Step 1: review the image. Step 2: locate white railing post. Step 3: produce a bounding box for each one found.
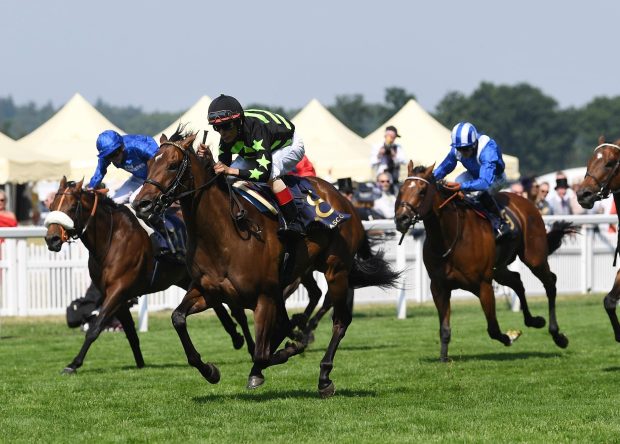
[16,239,28,316]
[396,238,407,319]
[5,239,18,316]
[138,294,148,332]
[580,225,590,294]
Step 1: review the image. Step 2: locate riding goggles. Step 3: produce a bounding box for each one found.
[208,109,242,125]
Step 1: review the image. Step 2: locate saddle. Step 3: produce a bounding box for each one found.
[461,194,520,240]
[231,176,350,232]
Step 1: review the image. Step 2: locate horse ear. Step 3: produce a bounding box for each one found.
[76,178,84,191]
[160,133,168,144]
[60,176,67,188]
[407,160,414,176]
[424,163,435,177]
[598,135,606,144]
[182,132,197,149]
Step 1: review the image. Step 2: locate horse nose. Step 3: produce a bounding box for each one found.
[45,234,62,252]
[576,189,594,209]
[132,199,153,219]
[395,213,411,233]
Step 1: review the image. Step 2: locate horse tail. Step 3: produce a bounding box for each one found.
[547,221,578,255]
[349,234,402,289]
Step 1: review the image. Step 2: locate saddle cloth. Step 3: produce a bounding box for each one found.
[231,176,350,230]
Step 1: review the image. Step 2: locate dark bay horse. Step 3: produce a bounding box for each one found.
[44,177,254,374]
[132,130,399,397]
[395,162,574,361]
[577,135,620,342]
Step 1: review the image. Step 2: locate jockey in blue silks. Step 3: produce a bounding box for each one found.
[89,130,159,203]
[433,122,511,240]
[89,130,185,259]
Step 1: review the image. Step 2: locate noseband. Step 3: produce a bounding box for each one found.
[46,188,104,243]
[585,143,620,199]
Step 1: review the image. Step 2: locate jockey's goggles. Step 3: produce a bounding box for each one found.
[208,110,242,125]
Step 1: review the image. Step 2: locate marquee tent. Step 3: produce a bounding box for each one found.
[364,99,520,181]
[292,99,372,181]
[0,131,68,184]
[154,95,221,149]
[16,93,131,188]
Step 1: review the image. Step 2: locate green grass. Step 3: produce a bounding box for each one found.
[1,295,619,443]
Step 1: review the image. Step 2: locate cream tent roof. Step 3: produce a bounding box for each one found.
[292,99,372,181]
[154,95,221,149]
[0,131,69,184]
[364,100,520,181]
[16,93,131,187]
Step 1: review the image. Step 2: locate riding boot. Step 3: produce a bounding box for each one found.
[278,199,306,241]
[479,191,511,240]
[147,216,174,257]
[164,217,186,263]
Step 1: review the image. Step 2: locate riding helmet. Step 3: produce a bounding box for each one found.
[450,122,478,148]
[96,130,123,158]
[208,94,244,125]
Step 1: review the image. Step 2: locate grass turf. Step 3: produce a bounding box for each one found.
[1,295,619,443]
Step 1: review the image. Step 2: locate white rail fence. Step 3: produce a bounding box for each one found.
[1,215,619,328]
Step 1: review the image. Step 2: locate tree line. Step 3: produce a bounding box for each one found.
[2,83,620,176]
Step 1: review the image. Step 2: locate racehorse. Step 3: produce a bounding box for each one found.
[395,162,574,361]
[132,129,399,397]
[576,135,620,343]
[44,177,254,374]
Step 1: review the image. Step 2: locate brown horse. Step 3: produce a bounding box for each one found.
[395,162,573,361]
[132,129,399,397]
[576,135,620,342]
[44,177,254,374]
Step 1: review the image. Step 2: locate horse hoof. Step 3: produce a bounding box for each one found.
[206,363,221,384]
[553,333,569,349]
[232,334,245,350]
[318,382,335,398]
[247,375,265,390]
[506,329,522,345]
[61,367,76,375]
[526,316,546,329]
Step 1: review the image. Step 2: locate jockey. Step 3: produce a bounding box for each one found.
[197,94,306,239]
[433,122,511,240]
[89,130,184,259]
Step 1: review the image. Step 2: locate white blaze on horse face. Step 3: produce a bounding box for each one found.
[597,153,603,159]
[155,153,163,162]
[408,182,417,188]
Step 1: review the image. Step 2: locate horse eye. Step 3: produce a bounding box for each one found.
[168,163,180,171]
[605,160,617,168]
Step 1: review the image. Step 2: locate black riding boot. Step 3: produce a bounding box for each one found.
[479,191,511,240]
[278,200,306,241]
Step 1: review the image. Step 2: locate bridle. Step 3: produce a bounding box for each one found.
[584,143,620,199]
[398,175,461,258]
[46,187,107,243]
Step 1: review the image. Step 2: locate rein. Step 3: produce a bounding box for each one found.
[399,175,462,257]
[585,143,620,199]
[51,188,106,242]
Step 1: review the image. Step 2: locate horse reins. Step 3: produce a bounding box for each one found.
[585,143,620,198]
[399,175,461,258]
[52,188,106,242]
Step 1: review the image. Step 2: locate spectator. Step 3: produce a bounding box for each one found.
[370,125,406,189]
[353,183,384,221]
[0,190,18,243]
[337,177,354,202]
[373,172,396,219]
[536,181,552,215]
[520,176,539,202]
[548,174,572,215]
[509,181,525,197]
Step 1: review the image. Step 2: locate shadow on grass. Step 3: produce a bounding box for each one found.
[300,343,399,355]
[192,388,376,403]
[421,351,564,363]
[602,366,620,372]
[72,362,190,375]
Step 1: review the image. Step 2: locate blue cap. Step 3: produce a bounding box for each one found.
[96,130,123,158]
[450,122,478,148]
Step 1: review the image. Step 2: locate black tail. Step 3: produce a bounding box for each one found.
[349,235,402,289]
[547,221,578,255]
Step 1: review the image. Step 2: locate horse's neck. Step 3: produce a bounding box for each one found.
[423,196,463,252]
[79,200,115,261]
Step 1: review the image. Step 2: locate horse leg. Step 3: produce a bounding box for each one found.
[291,273,323,330]
[247,295,280,389]
[603,274,620,342]
[430,281,452,362]
[171,287,220,383]
[493,267,545,328]
[528,263,569,348]
[212,303,245,351]
[61,288,124,374]
[317,265,351,398]
[302,293,333,345]
[478,281,519,346]
[229,304,255,357]
[114,303,145,368]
